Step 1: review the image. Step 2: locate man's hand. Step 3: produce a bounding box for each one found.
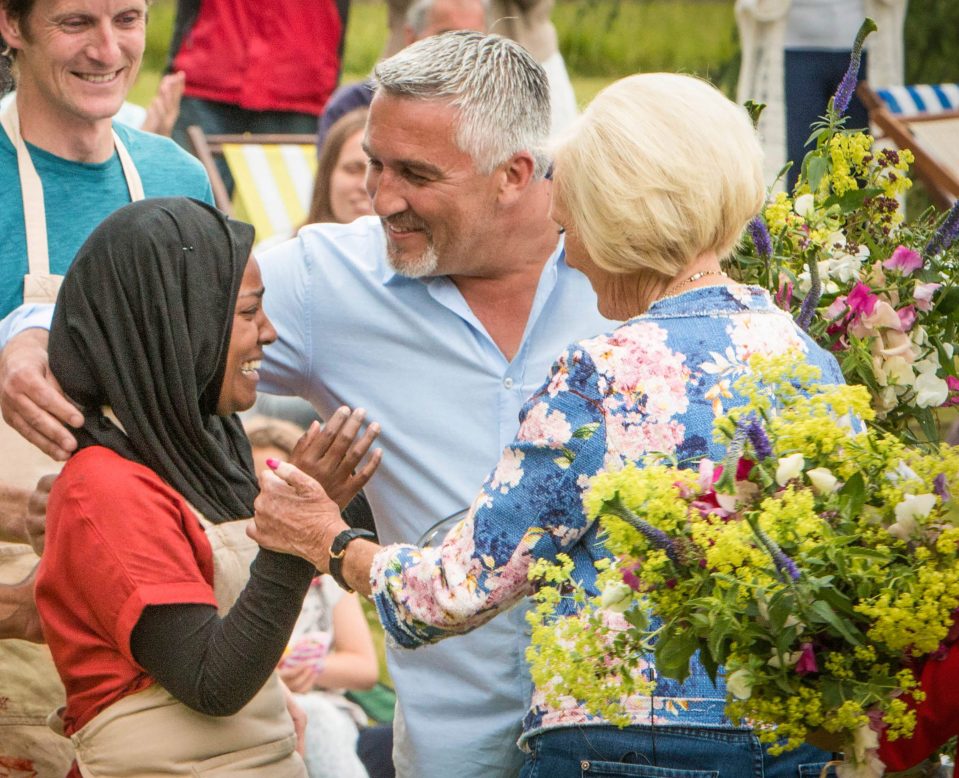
[289,407,382,509]
[278,662,319,694]
[25,474,56,556]
[0,329,82,460]
[0,566,44,643]
[249,461,347,571]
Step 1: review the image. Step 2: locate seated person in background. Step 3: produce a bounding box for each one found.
[245,415,394,778]
[36,197,378,775]
[316,0,487,150]
[305,109,372,226]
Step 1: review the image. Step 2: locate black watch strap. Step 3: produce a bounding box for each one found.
[329,527,376,593]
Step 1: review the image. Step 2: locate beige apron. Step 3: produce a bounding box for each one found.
[0,101,142,778]
[68,515,306,777]
[0,98,145,488]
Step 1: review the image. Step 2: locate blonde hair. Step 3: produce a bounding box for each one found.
[552,73,765,277]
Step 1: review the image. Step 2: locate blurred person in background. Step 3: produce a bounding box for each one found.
[736,0,907,188]
[168,0,349,193]
[316,0,487,150]
[306,109,372,226]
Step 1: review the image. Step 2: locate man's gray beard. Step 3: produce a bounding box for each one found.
[386,241,440,278]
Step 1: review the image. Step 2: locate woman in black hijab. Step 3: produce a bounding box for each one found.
[34,198,367,776]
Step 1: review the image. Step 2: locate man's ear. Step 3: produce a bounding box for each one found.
[0,8,26,51]
[497,151,537,206]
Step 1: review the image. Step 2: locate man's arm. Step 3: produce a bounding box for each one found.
[0,328,83,460]
[0,482,29,543]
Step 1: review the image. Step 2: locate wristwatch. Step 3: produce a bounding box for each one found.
[329,527,376,593]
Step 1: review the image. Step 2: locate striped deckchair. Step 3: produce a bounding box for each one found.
[858,82,959,208]
[186,126,318,246]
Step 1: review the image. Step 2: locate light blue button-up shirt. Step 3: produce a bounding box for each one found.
[258,216,613,778]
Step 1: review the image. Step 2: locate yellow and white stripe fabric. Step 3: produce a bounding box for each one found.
[222,143,317,248]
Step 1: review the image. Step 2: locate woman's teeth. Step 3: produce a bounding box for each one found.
[240,360,261,375]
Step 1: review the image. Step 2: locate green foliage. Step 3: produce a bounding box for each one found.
[904,0,959,84]
[552,0,738,90]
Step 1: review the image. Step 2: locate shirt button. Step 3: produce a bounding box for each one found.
[503,377,514,389]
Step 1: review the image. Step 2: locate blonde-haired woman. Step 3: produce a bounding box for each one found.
[252,73,845,778]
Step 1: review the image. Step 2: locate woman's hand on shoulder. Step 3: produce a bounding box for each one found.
[289,407,382,509]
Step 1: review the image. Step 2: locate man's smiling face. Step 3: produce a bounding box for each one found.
[3,0,146,131]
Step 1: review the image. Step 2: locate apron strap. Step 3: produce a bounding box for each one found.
[0,100,146,293]
[1,100,50,279]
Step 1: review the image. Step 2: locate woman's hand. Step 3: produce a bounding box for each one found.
[278,662,319,694]
[289,407,382,509]
[250,461,348,570]
[278,679,308,756]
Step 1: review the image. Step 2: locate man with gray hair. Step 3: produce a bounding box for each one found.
[315,0,488,150]
[0,31,611,777]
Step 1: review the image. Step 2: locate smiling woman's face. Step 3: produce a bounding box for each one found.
[216,257,277,416]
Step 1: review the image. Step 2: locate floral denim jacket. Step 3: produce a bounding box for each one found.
[371,284,845,742]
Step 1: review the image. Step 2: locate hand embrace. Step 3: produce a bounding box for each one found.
[0,329,82,460]
[249,461,348,570]
[290,407,382,509]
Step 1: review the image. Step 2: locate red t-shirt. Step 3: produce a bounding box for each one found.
[35,446,218,738]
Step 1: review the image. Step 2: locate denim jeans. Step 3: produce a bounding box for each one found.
[520,726,835,778]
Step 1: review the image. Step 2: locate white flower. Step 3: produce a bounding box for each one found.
[807,467,839,495]
[914,372,948,408]
[767,649,802,669]
[726,668,753,700]
[775,453,805,486]
[600,581,633,613]
[794,193,815,217]
[881,356,914,387]
[895,493,937,522]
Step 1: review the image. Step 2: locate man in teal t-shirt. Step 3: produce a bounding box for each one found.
[0,121,213,318]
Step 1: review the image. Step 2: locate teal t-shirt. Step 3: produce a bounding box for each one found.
[0,122,214,318]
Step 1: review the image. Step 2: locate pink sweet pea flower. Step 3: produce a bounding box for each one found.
[914,281,942,313]
[944,376,959,408]
[824,296,847,321]
[897,305,917,332]
[883,245,923,275]
[846,282,878,317]
[795,643,819,675]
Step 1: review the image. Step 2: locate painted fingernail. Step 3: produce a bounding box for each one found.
[266,458,280,470]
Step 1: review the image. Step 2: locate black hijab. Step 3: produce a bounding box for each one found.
[49,197,259,522]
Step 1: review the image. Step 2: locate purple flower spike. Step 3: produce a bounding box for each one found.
[741,415,773,461]
[925,200,959,258]
[605,495,682,567]
[749,216,773,260]
[934,474,952,502]
[795,272,821,332]
[832,19,877,116]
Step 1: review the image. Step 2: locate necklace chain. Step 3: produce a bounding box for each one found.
[664,269,729,297]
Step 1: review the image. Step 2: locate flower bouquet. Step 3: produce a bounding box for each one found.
[527,355,959,777]
[732,19,959,446]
